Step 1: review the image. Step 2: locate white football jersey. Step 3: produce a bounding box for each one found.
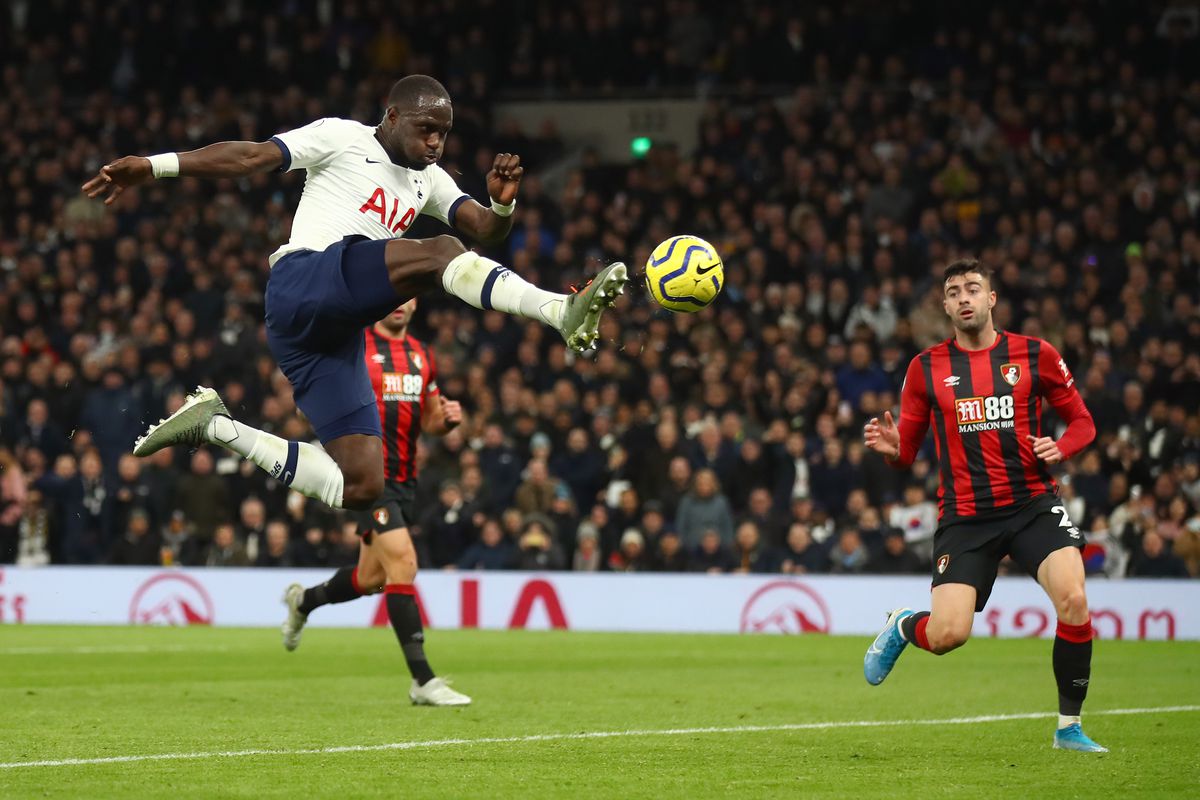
[267,118,469,266]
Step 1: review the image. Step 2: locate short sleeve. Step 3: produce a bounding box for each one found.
[270,118,346,172]
[419,164,472,227]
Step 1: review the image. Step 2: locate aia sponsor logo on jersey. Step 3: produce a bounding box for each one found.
[359,187,416,234]
[937,554,951,574]
[1001,362,1021,386]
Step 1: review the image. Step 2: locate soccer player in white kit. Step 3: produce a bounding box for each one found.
[83,75,627,524]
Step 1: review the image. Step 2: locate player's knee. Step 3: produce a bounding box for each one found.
[927,620,971,654]
[357,563,386,594]
[1056,586,1089,624]
[341,473,384,510]
[432,234,467,264]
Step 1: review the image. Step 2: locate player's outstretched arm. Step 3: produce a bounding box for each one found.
[82,141,283,205]
[452,153,523,245]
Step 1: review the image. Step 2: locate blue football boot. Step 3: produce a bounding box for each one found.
[864,608,914,686]
[1053,723,1109,752]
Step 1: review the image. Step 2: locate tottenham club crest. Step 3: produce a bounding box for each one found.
[1001,363,1021,386]
[936,554,951,575]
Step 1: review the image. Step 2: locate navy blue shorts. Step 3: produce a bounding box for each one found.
[265,236,400,442]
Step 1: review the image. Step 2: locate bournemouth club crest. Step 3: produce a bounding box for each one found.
[373,508,389,527]
[936,554,951,575]
[1001,363,1021,387]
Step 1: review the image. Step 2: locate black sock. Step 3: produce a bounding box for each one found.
[899,611,930,645]
[386,589,435,685]
[298,567,360,616]
[1053,619,1093,717]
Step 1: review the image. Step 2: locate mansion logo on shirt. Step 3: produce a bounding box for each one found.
[955,395,1016,433]
[382,372,423,402]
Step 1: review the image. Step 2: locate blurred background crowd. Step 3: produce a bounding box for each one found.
[0,1,1198,579]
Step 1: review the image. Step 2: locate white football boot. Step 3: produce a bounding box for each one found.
[409,677,472,706]
[281,583,307,652]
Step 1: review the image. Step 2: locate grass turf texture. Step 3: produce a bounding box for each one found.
[1,626,1197,798]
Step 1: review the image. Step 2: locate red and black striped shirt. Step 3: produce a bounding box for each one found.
[894,331,1095,522]
[363,329,438,483]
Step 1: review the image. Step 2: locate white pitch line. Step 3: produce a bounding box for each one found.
[1,705,1197,771]
[0,644,230,656]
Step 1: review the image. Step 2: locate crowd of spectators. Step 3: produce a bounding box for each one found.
[1,2,1198,579]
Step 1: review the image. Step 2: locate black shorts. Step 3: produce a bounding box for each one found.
[931,494,1083,612]
[355,479,417,541]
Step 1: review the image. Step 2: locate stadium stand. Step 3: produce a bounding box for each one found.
[0,1,1197,579]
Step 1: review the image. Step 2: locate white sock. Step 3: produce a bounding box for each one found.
[207,415,344,508]
[442,251,565,328]
[1057,714,1080,730]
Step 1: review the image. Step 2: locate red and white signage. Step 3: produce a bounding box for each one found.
[0,567,1196,640]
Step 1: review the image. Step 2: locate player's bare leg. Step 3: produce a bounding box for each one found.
[283,535,385,652]
[136,391,384,511]
[381,235,626,352]
[1038,546,1107,752]
[372,525,470,706]
[865,583,975,684]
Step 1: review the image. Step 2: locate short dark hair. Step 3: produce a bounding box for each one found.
[943,258,993,287]
[387,75,449,110]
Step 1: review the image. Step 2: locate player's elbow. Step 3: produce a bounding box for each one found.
[243,142,283,175]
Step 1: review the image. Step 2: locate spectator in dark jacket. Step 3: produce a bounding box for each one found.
[1129,531,1190,578]
[205,523,249,567]
[651,530,689,572]
[515,518,566,570]
[255,520,293,567]
[550,427,606,509]
[17,399,67,462]
[458,519,515,570]
[419,481,477,568]
[781,523,830,574]
[79,369,144,471]
[173,449,231,544]
[867,531,926,574]
[108,508,162,566]
[690,529,735,574]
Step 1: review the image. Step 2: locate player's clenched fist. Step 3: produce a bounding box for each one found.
[864,410,901,460]
[440,396,463,429]
[1027,434,1064,465]
[486,153,523,205]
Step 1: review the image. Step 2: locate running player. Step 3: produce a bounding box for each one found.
[281,299,468,706]
[82,75,626,518]
[861,258,1106,752]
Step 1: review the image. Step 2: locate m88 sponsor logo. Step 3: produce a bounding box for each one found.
[955,394,1015,433]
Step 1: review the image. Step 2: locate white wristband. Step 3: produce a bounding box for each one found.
[147,153,180,179]
[490,198,516,217]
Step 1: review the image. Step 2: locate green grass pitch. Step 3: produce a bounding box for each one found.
[1,626,1198,798]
